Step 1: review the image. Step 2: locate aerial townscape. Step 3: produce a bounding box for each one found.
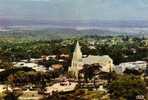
[0,0,148,100]
[0,34,148,100]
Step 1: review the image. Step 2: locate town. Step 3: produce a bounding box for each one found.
[0,36,147,100]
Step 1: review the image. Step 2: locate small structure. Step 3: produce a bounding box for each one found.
[51,64,63,70]
[58,59,64,62]
[47,55,56,59]
[115,61,147,74]
[97,85,107,93]
[14,62,47,72]
[0,69,5,72]
[0,84,12,93]
[18,89,43,100]
[60,54,69,58]
[88,46,96,49]
[20,58,42,63]
[45,82,78,95]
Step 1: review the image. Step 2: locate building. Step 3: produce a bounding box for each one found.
[51,64,63,70]
[115,61,147,74]
[0,85,12,93]
[14,62,47,72]
[69,41,114,79]
[83,55,113,72]
[60,54,70,58]
[68,42,83,79]
[0,69,5,72]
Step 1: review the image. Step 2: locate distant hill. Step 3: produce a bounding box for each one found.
[0,28,110,41]
[0,19,148,40]
[0,28,147,41]
[1,18,148,28]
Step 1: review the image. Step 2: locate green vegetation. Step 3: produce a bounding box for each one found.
[0,32,147,99]
[0,35,147,64]
[46,89,110,100]
[108,75,146,100]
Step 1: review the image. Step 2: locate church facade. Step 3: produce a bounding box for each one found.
[68,41,114,79]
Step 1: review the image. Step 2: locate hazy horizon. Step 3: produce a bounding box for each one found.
[0,0,148,21]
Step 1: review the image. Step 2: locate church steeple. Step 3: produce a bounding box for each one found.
[73,41,82,61]
[68,41,83,79]
[75,41,80,52]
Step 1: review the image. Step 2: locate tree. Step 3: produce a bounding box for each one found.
[4,91,19,100]
[124,68,144,76]
[0,55,13,69]
[82,63,102,83]
[108,75,146,100]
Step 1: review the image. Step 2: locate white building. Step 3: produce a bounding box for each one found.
[0,69,5,72]
[68,42,83,79]
[83,55,113,72]
[69,41,114,79]
[0,85,12,93]
[14,62,47,72]
[115,61,147,74]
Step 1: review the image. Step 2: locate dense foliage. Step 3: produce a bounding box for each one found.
[0,34,147,99]
[0,36,147,65]
[108,75,146,100]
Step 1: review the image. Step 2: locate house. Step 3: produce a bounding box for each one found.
[14,62,47,72]
[60,54,70,58]
[88,46,96,49]
[58,59,64,62]
[115,61,147,74]
[47,55,57,59]
[0,84,12,93]
[0,69,5,72]
[21,58,42,63]
[51,64,63,70]
[97,85,107,93]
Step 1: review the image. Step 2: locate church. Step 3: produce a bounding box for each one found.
[68,41,114,79]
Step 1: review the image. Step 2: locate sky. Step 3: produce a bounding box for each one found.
[0,0,148,21]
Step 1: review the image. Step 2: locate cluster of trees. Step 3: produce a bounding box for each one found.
[0,35,147,100]
[46,88,108,100]
[0,39,74,61]
[7,71,50,87]
[0,36,147,65]
[0,53,13,69]
[0,67,51,87]
[108,75,146,100]
[79,64,102,82]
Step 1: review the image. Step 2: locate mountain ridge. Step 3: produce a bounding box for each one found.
[1,18,148,28]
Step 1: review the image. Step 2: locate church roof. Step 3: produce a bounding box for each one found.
[82,55,112,65]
